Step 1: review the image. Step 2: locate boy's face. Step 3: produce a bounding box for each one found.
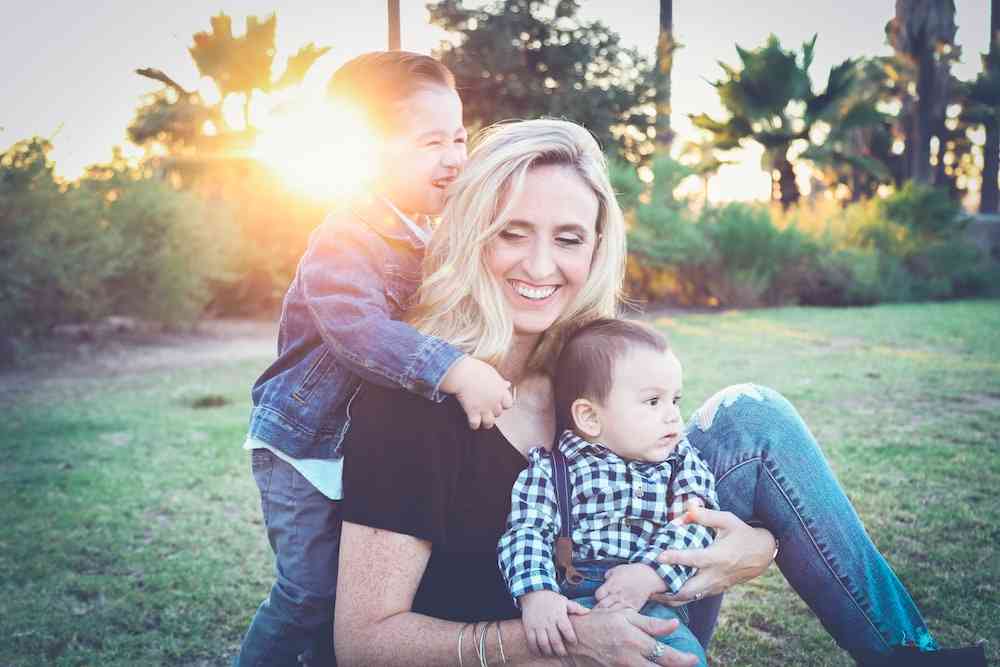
[377,86,467,216]
[584,347,685,464]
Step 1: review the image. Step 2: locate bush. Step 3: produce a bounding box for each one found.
[0,137,234,341]
[880,182,970,242]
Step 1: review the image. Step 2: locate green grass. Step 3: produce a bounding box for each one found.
[2,301,998,665]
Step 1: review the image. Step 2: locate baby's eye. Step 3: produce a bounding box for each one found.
[673,395,682,406]
[645,397,660,407]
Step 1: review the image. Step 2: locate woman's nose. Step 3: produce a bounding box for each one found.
[523,239,557,279]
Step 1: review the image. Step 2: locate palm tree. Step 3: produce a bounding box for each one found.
[132,12,330,156]
[388,0,401,50]
[886,0,959,185]
[691,35,873,208]
[653,0,677,154]
[963,0,999,213]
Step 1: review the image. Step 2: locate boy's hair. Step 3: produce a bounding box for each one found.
[554,318,669,431]
[407,119,627,374]
[325,51,456,134]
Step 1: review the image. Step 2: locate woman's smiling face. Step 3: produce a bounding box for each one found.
[485,164,599,338]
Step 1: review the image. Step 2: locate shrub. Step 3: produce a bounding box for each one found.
[880,182,970,242]
[697,203,818,307]
[0,137,234,341]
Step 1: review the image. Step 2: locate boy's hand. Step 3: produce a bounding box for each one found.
[439,356,514,429]
[594,563,666,611]
[519,590,590,657]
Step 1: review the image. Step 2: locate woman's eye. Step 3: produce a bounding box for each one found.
[499,230,526,241]
[556,236,584,247]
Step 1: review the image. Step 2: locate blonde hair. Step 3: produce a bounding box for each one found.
[408,119,626,373]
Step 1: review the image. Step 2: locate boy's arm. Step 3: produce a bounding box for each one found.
[299,217,464,401]
[498,452,562,601]
[632,444,720,594]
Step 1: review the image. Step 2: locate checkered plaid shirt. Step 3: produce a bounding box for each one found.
[498,430,718,601]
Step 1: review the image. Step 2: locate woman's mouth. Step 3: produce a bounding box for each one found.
[509,280,559,301]
[432,177,455,189]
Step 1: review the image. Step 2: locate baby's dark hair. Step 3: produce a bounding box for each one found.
[325,51,456,135]
[554,318,670,431]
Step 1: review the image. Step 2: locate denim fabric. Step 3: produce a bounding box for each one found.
[560,559,707,666]
[247,203,464,460]
[234,450,342,667]
[679,384,937,661]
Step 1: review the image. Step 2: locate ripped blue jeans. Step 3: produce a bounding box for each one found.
[680,385,937,661]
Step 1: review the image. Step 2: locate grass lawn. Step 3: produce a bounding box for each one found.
[1,301,997,666]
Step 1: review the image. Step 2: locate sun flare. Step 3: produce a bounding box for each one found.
[250,100,378,201]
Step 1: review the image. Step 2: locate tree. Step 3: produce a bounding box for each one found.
[802,58,898,201]
[126,13,333,315]
[692,35,875,208]
[963,0,1000,213]
[428,0,654,163]
[886,0,959,185]
[653,0,677,154]
[130,13,330,159]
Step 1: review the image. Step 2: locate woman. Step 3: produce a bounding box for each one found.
[333,119,960,666]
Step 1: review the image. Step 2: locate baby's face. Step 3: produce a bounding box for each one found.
[592,347,684,463]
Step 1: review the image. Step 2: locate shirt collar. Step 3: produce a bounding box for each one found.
[348,195,431,248]
[556,429,690,469]
[380,197,431,245]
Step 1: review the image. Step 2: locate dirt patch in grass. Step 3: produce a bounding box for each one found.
[0,319,277,406]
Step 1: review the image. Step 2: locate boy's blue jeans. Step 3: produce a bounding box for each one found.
[560,559,707,667]
[234,449,341,667]
[680,384,937,661]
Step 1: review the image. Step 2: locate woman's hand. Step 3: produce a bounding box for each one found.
[569,608,699,667]
[654,505,776,606]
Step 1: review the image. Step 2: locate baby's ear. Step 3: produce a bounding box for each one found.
[570,398,601,439]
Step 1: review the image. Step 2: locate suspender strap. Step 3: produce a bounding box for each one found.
[550,447,584,585]
[551,448,573,538]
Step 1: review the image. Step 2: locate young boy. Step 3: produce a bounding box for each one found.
[498,318,716,665]
[236,52,513,666]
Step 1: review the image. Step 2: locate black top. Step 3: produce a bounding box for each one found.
[341,382,529,621]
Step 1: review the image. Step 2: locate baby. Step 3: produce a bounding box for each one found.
[498,318,717,665]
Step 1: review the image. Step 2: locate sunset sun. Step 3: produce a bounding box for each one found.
[250,100,378,201]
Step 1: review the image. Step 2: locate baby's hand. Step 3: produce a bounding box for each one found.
[519,590,590,657]
[594,563,666,611]
[440,356,513,429]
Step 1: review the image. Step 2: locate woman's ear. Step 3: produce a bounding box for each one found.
[570,398,601,439]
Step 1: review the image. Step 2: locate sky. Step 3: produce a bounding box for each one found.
[1,1,990,201]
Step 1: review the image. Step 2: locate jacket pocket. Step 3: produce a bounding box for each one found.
[383,261,421,314]
[291,349,334,404]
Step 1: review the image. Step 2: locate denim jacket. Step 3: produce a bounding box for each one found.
[247,199,465,460]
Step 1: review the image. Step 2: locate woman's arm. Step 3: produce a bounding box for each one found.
[335,522,698,667]
[654,506,777,606]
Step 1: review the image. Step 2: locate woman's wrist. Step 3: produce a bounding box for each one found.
[752,527,778,573]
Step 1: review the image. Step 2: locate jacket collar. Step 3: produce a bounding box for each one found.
[349,195,430,249]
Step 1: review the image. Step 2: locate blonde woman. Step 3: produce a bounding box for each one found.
[333,120,964,666]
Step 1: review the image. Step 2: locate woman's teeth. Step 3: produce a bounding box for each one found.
[513,282,557,300]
